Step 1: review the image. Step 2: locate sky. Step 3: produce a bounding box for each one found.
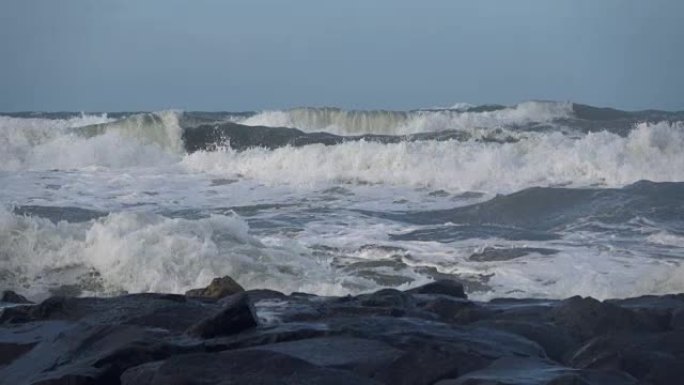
[1,0,683,112]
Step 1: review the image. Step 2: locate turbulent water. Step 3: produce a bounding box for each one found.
[2,101,684,301]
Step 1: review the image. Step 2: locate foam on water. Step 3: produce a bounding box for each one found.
[239,101,573,135]
[2,105,684,302]
[183,121,684,193]
[0,207,350,299]
[0,114,113,170]
[0,112,183,171]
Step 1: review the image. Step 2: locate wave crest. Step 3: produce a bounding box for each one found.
[239,101,574,135]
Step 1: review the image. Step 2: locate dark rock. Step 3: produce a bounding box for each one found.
[358,288,414,308]
[0,342,36,366]
[407,279,468,299]
[548,296,653,342]
[471,320,574,362]
[121,349,382,385]
[568,331,684,385]
[185,275,244,300]
[671,308,684,330]
[2,286,683,385]
[1,290,32,304]
[418,296,479,323]
[251,336,404,377]
[186,292,257,338]
[434,357,637,385]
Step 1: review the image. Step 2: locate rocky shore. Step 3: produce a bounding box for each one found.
[1,278,683,385]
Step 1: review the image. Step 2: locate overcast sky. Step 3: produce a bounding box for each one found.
[1,0,682,111]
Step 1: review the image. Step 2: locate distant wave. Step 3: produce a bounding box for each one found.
[183,121,684,192]
[238,101,575,135]
[2,102,684,193]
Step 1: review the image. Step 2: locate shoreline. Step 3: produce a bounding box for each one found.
[1,278,683,384]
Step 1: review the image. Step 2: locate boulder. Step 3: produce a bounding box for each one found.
[186,293,257,338]
[185,276,244,300]
[1,290,32,304]
[407,280,468,299]
[548,296,652,342]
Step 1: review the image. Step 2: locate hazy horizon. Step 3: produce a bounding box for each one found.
[2,0,683,112]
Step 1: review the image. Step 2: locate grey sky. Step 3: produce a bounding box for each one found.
[1,0,682,111]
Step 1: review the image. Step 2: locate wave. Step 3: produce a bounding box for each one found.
[183,121,684,192]
[0,112,182,171]
[380,180,684,233]
[73,110,184,152]
[238,101,574,135]
[0,207,350,299]
[0,113,113,170]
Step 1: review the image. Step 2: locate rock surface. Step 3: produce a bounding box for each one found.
[184,275,245,299]
[1,290,32,304]
[1,279,683,384]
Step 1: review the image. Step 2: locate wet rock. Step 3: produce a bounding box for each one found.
[121,349,382,385]
[1,279,684,384]
[185,275,244,300]
[186,293,257,338]
[407,279,468,299]
[471,320,574,362]
[1,290,32,304]
[0,342,36,366]
[358,288,414,308]
[548,296,652,342]
[418,296,480,323]
[567,331,684,385]
[435,357,637,385]
[251,336,404,377]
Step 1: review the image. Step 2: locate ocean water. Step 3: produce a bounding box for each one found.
[1,102,684,301]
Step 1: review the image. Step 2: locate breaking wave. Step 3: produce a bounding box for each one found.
[183,121,684,192]
[239,101,574,135]
[0,207,347,299]
[0,111,183,171]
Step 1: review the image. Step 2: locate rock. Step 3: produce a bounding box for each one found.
[1,290,32,304]
[186,292,257,338]
[2,286,684,384]
[419,296,480,323]
[471,320,574,362]
[434,356,637,385]
[671,308,684,330]
[548,296,653,342]
[121,349,382,385]
[407,280,468,299]
[358,288,414,308]
[250,337,404,377]
[185,275,244,300]
[568,331,684,385]
[0,342,36,366]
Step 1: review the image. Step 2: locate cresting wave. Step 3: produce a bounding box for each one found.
[0,207,348,300]
[183,121,684,192]
[0,111,183,171]
[238,101,575,135]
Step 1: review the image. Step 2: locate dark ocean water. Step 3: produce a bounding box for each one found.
[1,101,683,301]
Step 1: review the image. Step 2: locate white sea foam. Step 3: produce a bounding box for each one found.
[0,112,182,171]
[239,101,573,135]
[0,207,349,299]
[183,121,684,193]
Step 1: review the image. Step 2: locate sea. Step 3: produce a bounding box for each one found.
[1,101,684,302]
